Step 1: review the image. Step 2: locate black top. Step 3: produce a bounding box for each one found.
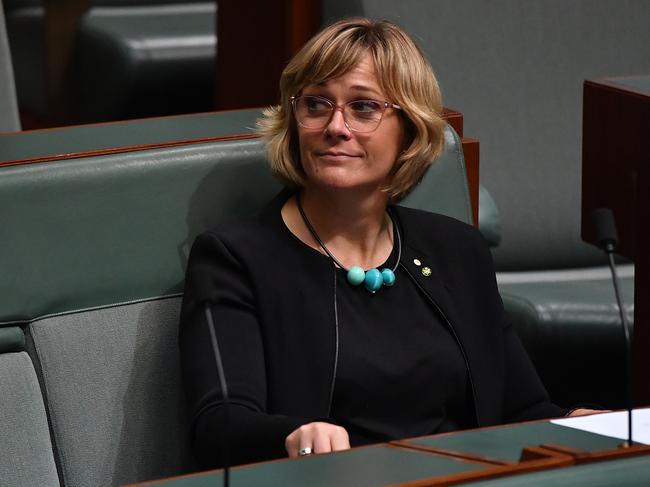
[180,192,566,468]
[333,259,473,445]
[290,203,473,442]
[303,216,472,445]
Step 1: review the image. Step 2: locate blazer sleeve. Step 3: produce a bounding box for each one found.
[500,311,568,421]
[460,224,566,423]
[179,231,308,468]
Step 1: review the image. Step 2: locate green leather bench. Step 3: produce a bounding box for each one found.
[4,0,216,124]
[497,267,633,410]
[0,109,473,486]
[477,190,633,409]
[75,1,216,122]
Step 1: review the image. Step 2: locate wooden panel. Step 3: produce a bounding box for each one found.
[441,109,478,225]
[581,76,650,405]
[462,138,480,226]
[443,108,464,137]
[215,0,321,109]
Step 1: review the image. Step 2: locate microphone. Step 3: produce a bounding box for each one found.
[591,208,633,447]
[592,208,619,252]
[197,292,230,487]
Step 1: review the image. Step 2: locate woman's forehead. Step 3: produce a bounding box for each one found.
[302,54,385,97]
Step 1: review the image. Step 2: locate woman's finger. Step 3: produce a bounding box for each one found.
[330,427,350,452]
[285,430,301,458]
[312,431,331,454]
[285,422,351,457]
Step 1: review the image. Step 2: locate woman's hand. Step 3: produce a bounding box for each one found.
[568,408,610,416]
[285,422,350,457]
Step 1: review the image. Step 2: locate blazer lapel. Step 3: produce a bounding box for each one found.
[400,237,482,425]
[400,243,460,330]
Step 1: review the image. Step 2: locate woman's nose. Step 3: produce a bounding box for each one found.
[325,107,352,138]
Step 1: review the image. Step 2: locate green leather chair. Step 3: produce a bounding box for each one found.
[4,0,216,124]
[477,185,633,409]
[0,109,473,485]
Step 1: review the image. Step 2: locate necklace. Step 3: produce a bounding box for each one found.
[296,193,401,293]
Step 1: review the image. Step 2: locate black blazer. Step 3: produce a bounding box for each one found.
[179,191,564,467]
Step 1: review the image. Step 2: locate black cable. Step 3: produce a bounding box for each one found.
[296,192,402,273]
[204,304,230,486]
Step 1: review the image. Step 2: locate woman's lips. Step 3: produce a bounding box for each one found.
[316,151,360,161]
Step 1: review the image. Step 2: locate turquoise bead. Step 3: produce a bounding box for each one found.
[364,268,383,293]
[381,268,396,286]
[347,266,365,286]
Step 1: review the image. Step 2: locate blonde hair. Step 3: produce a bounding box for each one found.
[257,17,446,201]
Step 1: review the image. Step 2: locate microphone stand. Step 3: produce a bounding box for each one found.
[592,208,633,447]
[605,248,634,447]
[204,304,230,486]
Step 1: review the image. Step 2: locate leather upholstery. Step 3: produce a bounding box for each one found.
[477,178,633,408]
[0,108,260,162]
[478,184,501,248]
[4,4,47,119]
[75,3,217,122]
[0,326,25,353]
[499,266,634,408]
[4,1,216,123]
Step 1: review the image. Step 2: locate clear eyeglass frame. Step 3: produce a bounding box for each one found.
[290,95,402,133]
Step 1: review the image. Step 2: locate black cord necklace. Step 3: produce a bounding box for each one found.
[296,193,401,293]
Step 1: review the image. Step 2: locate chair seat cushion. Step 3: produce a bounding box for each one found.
[0,350,59,487]
[29,296,196,486]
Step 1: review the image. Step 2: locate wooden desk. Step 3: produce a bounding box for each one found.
[581,75,650,405]
[129,419,650,486]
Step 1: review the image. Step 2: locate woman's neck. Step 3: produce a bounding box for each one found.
[282,186,394,270]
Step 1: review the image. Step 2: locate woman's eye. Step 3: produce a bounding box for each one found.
[349,100,382,113]
[305,97,331,112]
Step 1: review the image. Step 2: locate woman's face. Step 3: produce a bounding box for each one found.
[296,54,405,195]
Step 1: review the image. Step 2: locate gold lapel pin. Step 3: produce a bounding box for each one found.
[421,267,432,277]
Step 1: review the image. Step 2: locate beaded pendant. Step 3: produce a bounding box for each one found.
[347,266,396,293]
[297,194,401,294]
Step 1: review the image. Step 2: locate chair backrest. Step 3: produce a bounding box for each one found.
[0,109,471,485]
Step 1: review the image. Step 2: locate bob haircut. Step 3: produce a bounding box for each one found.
[257,17,446,202]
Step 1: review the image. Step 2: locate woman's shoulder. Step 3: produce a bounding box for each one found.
[393,205,483,242]
[202,214,272,244]
[392,205,494,271]
[192,190,291,259]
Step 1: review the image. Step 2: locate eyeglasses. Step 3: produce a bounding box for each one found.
[291,95,402,133]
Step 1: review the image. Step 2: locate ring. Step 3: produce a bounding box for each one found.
[298,447,313,456]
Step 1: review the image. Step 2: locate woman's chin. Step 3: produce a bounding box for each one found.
[306,167,383,190]
[307,177,386,196]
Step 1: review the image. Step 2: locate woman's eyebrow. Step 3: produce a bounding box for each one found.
[304,86,383,99]
[342,83,381,96]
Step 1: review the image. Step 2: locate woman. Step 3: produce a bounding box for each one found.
[180,17,577,468]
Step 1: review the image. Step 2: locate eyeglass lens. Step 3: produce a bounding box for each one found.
[294,96,386,132]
